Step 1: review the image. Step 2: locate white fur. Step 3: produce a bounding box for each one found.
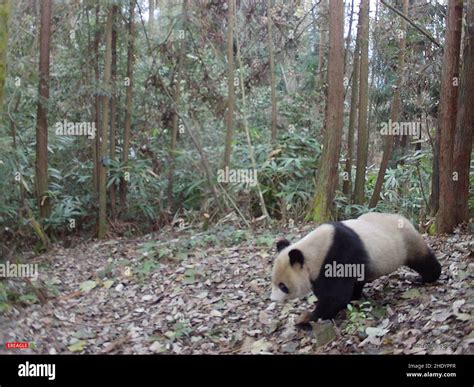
[347,213,427,278]
[289,223,335,280]
[270,286,286,302]
[270,224,334,301]
[271,213,428,296]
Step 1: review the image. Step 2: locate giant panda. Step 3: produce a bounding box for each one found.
[270,213,441,324]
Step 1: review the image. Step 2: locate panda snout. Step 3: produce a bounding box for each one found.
[269,287,286,303]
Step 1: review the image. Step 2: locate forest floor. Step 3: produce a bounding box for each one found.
[0,224,473,354]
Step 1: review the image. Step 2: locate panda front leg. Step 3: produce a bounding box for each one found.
[295,296,350,329]
[311,296,349,320]
[351,282,365,300]
[296,277,355,328]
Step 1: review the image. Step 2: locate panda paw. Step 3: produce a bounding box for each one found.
[295,311,313,330]
[295,321,313,330]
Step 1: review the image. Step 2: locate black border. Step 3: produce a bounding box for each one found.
[0,354,472,386]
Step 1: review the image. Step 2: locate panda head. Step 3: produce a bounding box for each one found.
[270,239,312,303]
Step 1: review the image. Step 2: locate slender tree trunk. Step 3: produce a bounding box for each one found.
[0,0,10,108]
[267,0,277,144]
[311,4,318,65]
[222,0,235,169]
[342,15,360,197]
[93,4,100,194]
[343,0,355,74]
[353,0,370,205]
[430,130,440,214]
[137,1,225,214]
[35,0,52,219]
[437,0,463,233]
[369,0,408,209]
[149,0,154,35]
[109,5,118,219]
[453,0,474,225]
[317,0,328,84]
[98,7,113,239]
[120,0,135,209]
[235,22,270,222]
[308,0,344,222]
[167,0,187,209]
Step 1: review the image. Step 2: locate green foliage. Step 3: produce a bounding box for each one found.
[0,0,469,247]
[335,149,432,223]
[136,259,160,278]
[44,196,89,232]
[0,282,10,313]
[17,292,38,305]
[0,280,41,314]
[109,158,166,221]
[167,321,193,342]
[0,0,10,106]
[256,131,321,220]
[376,150,431,221]
[255,234,275,248]
[343,301,373,335]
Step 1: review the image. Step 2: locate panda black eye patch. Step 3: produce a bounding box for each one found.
[279,283,289,294]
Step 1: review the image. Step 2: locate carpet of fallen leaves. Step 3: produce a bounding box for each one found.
[0,224,472,355]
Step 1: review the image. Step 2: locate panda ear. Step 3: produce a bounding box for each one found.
[276,239,291,252]
[289,249,305,268]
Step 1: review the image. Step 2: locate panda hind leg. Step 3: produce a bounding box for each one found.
[406,249,441,283]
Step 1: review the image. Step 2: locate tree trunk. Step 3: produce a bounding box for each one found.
[149,0,155,35]
[343,0,355,75]
[167,0,187,209]
[35,0,52,219]
[0,0,10,108]
[317,0,328,84]
[98,7,113,239]
[120,0,135,209]
[93,4,100,194]
[436,0,463,234]
[342,9,360,197]
[109,5,118,219]
[369,0,408,209]
[430,124,440,214]
[453,0,474,225]
[353,0,370,205]
[308,0,344,222]
[222,0,235,169]
[267,0,277,144]
[235,22,270,222]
